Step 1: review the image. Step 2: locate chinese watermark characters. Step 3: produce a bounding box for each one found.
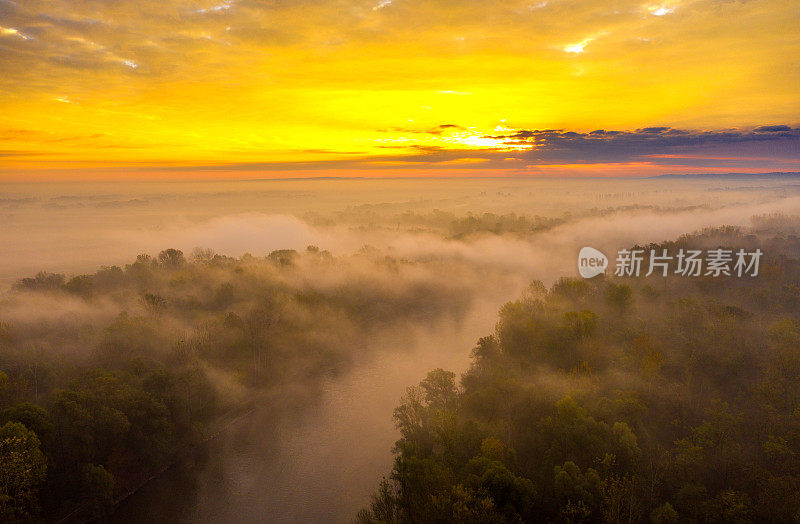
[613,248,762,278]
[578,247,763,278]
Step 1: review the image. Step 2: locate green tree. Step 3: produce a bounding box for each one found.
[650,502,678,523]
[0,422,47,521]
[157,248,185,268]
[0,403,53,450]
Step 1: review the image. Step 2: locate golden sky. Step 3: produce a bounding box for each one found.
[0,0,798,179]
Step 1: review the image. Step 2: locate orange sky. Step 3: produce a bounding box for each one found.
[0,0,798,179]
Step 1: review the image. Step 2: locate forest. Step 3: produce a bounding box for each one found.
[0,245,478,521]
[358,225,800,523]
[1,208,799,522]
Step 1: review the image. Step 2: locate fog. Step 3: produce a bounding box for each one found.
[1,176,799,522]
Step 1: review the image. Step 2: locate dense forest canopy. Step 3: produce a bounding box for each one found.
[1,214,799,522]
[358,225,800,523]
[0,245,485,521]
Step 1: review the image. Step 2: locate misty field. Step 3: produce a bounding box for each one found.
[0,178,799,522]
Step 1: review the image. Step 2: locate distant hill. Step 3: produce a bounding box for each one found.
[651,171,800,179]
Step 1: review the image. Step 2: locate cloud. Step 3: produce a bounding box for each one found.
[754,125,793,133]
[648,5,674,16]
[483,125,800,165]
[564,37,595,54]
[0,0,797,175]
[5,122,795,179]
[107,124,797,176]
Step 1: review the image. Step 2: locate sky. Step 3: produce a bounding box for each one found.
[0,0,798,179]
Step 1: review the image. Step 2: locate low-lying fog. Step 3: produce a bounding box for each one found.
[2,177,798,286]
[2,176,799,522]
